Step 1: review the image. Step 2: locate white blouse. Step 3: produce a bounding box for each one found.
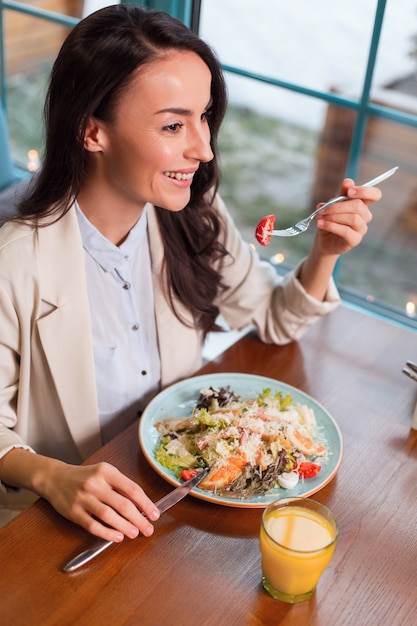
[75,203,161,443]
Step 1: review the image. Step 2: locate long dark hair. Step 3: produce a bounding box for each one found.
[18,4,229,336]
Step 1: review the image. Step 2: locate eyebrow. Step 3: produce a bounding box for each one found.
[155,107,192,116]
[155,99,213,117]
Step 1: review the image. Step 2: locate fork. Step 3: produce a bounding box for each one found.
[269,166,398,237]
[402,360,417,383]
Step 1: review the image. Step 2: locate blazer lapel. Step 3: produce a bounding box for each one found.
[35,208,101,459]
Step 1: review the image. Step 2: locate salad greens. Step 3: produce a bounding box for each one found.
[154,386,327,498]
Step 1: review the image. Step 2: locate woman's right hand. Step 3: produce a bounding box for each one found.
[40,459,161,542]
[0,449,160,542]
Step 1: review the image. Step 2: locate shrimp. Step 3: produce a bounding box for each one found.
[199,453,247,490]
[287,427,327,456]
[262,432,293,451]
[256,446,268,471]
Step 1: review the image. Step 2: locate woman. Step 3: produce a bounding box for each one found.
[0,4,380,539]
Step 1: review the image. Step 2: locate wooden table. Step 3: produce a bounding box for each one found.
[1,305,417,626]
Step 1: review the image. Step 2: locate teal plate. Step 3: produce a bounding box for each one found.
[138,373,343,508]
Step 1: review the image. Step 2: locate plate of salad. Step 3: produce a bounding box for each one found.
[138,373,343,508]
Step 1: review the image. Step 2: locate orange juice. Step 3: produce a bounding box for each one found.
[260,499,338,603]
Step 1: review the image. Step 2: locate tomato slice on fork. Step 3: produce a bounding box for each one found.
[255,214,275,246]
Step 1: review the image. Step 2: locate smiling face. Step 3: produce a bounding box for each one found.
[81,49,214,220]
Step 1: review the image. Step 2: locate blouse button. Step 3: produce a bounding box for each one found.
[123,284,129,290]
[132,324,139,331]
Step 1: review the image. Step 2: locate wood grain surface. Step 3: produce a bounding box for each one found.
[1,305,417,626]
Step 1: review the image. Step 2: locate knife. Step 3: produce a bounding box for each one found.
[62,467,208,572]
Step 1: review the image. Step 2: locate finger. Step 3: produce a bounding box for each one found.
[119,481,161,521]
[346,186,382,204]
[82,462,160,521]
[72,489,156,541]
[65,500,126,542]
[340,178,355,196]
[317,215,368,245]
[88,474,159,536]
[319,209,370,230]
[91,494,156,539]
[64,463,160,539]
[321,199,373,224]
[103,467,160,522]
[340,177,382,204]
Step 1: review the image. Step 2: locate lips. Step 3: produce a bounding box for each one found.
[163,171,195,181]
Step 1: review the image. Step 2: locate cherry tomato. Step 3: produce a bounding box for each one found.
[255,214,275,246]
[180,469,200,481]
[297,462,321,479]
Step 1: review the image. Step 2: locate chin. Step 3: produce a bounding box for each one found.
[157,197,190,213]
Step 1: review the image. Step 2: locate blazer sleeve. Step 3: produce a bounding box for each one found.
[213,195,340,344]
[0,274,36,494]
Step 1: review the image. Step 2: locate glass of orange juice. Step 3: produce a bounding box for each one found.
[260,497,338,604]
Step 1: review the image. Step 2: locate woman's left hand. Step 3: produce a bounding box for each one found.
[314,178,381,256]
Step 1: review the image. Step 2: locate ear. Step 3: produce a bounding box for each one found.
[83,117,106,152]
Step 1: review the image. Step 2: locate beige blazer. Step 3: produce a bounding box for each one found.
[0,196,339,514]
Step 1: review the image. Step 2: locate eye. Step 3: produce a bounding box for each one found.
[202,106,212,122]
[164,122,183,132]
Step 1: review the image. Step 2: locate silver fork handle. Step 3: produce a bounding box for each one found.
[308,166,399,223]
[307,194,347,223]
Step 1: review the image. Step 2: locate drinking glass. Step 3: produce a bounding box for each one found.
[260,497,338,603]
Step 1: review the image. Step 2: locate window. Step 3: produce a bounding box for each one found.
[1,0,417,328]
[200,0,417,329]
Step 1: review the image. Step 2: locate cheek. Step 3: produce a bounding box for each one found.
[137,139,174,174]
[149,139,176,165]
[104,127,176,179]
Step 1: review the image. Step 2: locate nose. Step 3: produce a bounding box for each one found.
[186,123,214,163]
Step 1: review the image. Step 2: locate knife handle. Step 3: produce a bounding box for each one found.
[62,539,113,572]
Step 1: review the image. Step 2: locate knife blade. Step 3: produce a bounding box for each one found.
[62,467,208,572]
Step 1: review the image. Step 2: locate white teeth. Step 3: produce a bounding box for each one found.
[164,171,194,181]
